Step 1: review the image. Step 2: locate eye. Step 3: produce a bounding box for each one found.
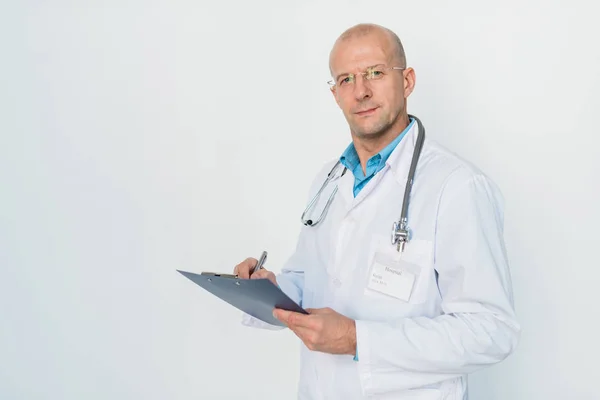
[338,76,352,86]
[368,69,384,79]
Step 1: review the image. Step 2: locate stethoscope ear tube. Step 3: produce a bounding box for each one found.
[301,162,346,226]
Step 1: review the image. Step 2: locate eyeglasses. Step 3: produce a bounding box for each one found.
[328,66,405,90]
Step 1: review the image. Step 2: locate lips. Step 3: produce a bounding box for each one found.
[354,106,379,116]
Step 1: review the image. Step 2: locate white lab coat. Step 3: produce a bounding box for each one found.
[243,121,520,399]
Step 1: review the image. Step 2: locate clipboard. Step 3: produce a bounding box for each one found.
[177,270,308,327]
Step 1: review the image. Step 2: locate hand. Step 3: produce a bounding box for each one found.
[233,257,277,286]
[273,307,356,355]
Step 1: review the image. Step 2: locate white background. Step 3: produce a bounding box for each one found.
[1,1,599,399]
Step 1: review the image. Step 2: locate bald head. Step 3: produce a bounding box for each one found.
[329,23,406,72]
[326,22,416,148]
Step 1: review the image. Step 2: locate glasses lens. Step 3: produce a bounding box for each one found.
[366,68,384,80]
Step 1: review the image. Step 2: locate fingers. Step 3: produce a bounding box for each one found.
[273,308,289,324]
[273,309,312,328]
[273,310,321,351]
[273,307,353,355]
[233,258,276,284]
[291,327,320,351]
[233,257,257,279]
[250,269,270,279]
[305,307,331,315]
[250,269,269,279]
[250,269,277,285]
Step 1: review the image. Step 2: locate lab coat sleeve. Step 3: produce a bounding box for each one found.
[355,168,521,394]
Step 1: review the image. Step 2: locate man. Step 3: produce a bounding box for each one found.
[234,23,520,399]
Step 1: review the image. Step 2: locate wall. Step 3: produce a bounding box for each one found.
[1,1,598,399]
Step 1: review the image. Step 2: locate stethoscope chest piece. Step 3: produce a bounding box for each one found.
[391,218,410,253]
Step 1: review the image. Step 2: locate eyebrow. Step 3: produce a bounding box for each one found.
[334,64,386,81]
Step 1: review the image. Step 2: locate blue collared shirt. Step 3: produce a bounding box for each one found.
[339,118,415,361]
[340,118,415,198]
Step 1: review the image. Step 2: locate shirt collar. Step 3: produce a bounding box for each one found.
[339,117,416,172]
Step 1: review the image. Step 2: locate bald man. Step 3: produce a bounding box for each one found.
[235,23,519,400]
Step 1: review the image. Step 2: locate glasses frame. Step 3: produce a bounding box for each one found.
[327,66,406,89]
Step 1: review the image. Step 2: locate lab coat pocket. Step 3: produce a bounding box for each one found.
[364,235,434,305]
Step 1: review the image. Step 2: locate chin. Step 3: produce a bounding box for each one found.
[352,122,388,139]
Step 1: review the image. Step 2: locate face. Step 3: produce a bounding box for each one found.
[329,32,415,140]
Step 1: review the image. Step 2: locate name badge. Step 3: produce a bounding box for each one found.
[366,253,419,301]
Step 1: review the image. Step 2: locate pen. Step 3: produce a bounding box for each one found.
[251,250,268,276]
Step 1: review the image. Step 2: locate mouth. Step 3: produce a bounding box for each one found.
[354,107,379,117]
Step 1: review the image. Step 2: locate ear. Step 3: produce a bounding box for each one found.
[330,86,341,107]
[403,67,416,98]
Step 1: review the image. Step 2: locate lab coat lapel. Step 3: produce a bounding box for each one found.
[336,169,354,210]
[386,120,420,189]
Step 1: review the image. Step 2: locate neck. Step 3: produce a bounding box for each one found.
[352,113,410,173]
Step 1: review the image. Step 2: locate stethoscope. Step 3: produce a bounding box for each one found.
[300,114,425,253]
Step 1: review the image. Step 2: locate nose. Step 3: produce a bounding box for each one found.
[353,75,372,101]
